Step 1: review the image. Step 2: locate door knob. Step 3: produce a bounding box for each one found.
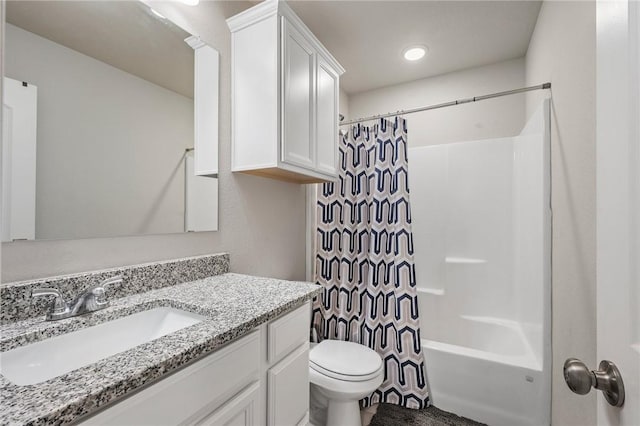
[563,358,625,407]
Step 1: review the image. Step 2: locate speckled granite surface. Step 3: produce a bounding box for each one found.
[0,253,230,323]
[0,273,320,425]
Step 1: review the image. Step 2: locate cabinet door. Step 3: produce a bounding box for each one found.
[315,57,339,176]
[268,343,310,426]
[281,17,315,170]
[194,381,260,426]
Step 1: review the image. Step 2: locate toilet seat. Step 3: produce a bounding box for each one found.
[309,340,384,382]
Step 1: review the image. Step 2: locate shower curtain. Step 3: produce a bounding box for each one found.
[312,117,429,409]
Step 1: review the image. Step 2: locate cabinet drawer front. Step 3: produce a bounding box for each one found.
[81,331,261,426]
[268,302,310,363]
[268,343,310,426]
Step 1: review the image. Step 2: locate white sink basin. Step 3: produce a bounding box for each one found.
[0,307,205,386]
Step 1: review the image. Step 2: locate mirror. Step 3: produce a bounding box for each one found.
[2,0,218,242]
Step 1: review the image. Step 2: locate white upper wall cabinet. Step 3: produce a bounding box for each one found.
[185,36,219,177]
[227,0,345,184]
[2,77,37,242]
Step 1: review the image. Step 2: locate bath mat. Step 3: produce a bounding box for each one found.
[369,403,486,426]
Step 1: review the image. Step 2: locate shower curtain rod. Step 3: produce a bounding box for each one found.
[339,82,551,127]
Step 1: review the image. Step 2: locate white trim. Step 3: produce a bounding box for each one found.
[227,0,345,76]
[276,160,336,182]
[231,163,278,172]
[184,35,206,50]
[226,0,278,33]
[278,2,345,75]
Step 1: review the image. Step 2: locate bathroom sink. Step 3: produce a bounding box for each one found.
[0,307,205,386]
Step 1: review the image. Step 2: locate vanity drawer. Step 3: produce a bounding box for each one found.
[268,302,310,364]
[81,330,260,426]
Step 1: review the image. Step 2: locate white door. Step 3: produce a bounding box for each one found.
[2,77,37,242]
[595,0,639,424]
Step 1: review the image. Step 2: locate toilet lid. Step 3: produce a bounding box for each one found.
[309,340,383,382]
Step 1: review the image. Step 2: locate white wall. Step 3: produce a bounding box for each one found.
[5,24,194,240]
[339,87,349,121]
[348,58,526,147]
[525,2,597,425]
[1,1,307,283]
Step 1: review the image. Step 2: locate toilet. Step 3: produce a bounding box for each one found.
[309,340,384,426]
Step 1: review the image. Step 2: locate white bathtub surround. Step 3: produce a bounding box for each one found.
[313,117,429,411]
[409,100,551,426]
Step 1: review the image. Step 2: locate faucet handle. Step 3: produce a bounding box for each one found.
[90,275,124,304]
[99,275,124,288]
[32,288,69,315]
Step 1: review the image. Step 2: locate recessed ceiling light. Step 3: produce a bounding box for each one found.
[150,8,166,19]
[403,45,428,62]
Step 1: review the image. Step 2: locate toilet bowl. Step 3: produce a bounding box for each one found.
[309,340,384,426]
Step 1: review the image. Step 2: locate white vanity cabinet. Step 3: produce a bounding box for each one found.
[79,302,311,426]
[227,0,345,184]
[266,300,311,425]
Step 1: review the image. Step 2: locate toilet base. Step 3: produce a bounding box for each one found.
[326,399,362,426]
[309,383,328,425]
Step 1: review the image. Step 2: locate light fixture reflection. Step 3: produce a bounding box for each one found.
[403,46,427,61]
[150,8,166,19]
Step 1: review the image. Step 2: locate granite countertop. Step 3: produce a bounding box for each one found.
[0,273,320,425]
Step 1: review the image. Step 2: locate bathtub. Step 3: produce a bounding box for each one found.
[421,313,550,426]
[409,103,552,425]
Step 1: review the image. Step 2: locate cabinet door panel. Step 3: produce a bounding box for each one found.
[268,343,310,426]
[316,58,339,176]
[195,381,260,426]
[281,17,315,170]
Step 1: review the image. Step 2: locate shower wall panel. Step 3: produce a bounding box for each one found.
[410,137,515,324]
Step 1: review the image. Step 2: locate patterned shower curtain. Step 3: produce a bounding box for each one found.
[312,117,429,409]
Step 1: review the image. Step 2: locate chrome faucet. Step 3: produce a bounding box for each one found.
[32,275,124,321]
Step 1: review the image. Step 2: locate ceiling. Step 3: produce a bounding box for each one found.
[288,0,542,95]
[6,1,195,98]
[6,1,542,97]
